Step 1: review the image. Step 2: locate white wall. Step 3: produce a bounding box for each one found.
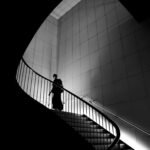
[57,0,150,149]
[23,15,58,80]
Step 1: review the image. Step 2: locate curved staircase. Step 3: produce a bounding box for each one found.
[53,110,134,150]
[15,58,134,150]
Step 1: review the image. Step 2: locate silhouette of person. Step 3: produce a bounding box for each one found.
[49,74,64,111]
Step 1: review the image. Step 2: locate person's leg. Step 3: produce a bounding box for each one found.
[57,93,63,111]
[52,94,57,110]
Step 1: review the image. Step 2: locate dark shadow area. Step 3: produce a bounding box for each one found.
[3,0,94,149]
[119,0,150,22]
[8,85,94,150]
[4,0,62,105]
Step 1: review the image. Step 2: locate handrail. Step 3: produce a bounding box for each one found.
[16,58,121,150]
[83,96,150,136]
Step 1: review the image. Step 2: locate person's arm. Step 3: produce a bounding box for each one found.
[49,83,55,96]
[49,90,52,96]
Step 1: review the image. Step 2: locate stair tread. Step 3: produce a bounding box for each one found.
[86,138,113,145]
[79,132,111,138]
[74,127,105,132]
[52,110,134,150]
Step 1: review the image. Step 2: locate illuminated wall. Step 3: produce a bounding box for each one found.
[57,0,150,149]
[23,15,58,79]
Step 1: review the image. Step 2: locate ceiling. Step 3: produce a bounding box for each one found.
[51,0,81,19]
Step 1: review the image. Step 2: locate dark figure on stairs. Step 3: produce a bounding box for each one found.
[49,74,64,111]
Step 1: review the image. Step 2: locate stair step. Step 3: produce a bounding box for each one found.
[86,138,113,145]
[60,119,97,129]
[111,143,126,150]
[93,144,108,150]
[54,114,82,120]
[55,114,86,123]
[52,110,134,150]
[59,117,94,124]
[70,123,99,128]
[73,127,104,133]
[57,114,81,119]
[93,143,130,150]
[57,115,102,129]
[60,117,96,125]
[54,110,80,116]
[80,132,111,138]
[118,141,134,150]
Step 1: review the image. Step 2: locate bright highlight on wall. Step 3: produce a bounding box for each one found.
[121,130,149,150]
[51,0,81,19]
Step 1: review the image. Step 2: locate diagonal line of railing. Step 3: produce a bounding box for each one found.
[16,57,120,150]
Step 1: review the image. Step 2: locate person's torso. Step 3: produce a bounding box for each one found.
[52,79,63,93]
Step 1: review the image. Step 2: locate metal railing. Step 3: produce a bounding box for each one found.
[16,58,120,150]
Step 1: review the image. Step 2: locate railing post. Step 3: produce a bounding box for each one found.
[43,80,46,106]
[63,91,65,111]
[25,67,29,93]
[67,93,69,112]
[17,61,22,84]
[27,70,32,95]
[47,81,50,108]
[32,74,36,99]
[20,61,24,88]
[39,77,42,103]
[22,64,27,90]
[16,61,20,82]
[30,72,34,98]
[36,75,39,101]
[45,80,48,107]
[22,62,26,89]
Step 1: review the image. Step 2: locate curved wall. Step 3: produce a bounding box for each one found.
[23,15,58,80]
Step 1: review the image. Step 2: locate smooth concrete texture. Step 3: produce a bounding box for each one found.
[105,111,150,150]
[57,0,150,149]
[23,15,58,79]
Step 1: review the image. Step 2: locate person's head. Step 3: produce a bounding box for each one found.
[53,74,58,80]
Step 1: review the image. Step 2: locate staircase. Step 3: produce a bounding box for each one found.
[53,110,134,150]
[15,58,135,150]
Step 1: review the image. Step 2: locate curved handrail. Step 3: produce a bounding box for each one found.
[82,96,150,136]
[16,58,120,150]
